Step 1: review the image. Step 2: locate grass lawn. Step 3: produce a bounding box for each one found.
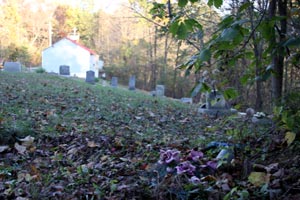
[0,72,299,199]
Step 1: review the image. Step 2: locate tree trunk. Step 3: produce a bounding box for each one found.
[249,3,263,110]
[150,26,158,89]
[162,34,169,85]
[269,0,287,104]
[173,42,181,98]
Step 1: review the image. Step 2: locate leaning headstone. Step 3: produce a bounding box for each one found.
[85,70,95,84]
[59,65,70,76]
[156,85,165,97]
[111,77,118,87]
[198,90,237,117]
[181,97,193,104]
[3,62,21,72]
[206,90,227,109]
[128,76,136,90]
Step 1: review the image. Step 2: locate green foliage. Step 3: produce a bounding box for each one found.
[178,0,188,7]
[1,45,32,65]
[274,91,300,134]
[150,0,299,106]
[169,18,202,40]
[283,37,300,47]
[224,187,249,200]
[223,88,238,100]
[207,0,223,8]
[190,81,210,97]
[35,68,46,74]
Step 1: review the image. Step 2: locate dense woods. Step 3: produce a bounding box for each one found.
[0,0,299,111]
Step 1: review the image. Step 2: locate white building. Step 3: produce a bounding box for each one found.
[42,37,101,78]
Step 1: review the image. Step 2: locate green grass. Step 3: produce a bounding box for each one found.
[2,72,294,200]
[0,72,202,144]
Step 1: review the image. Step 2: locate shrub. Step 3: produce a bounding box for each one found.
[35,68,46,73]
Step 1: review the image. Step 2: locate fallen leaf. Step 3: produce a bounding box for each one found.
[67,148,78,155]
[0,145,9,153]
[101,155,108,161]
[248,172,270,187]
[120,157,130,162]
[17,173,26,182]
[14,143,27,154]
[87,141,99,148]
[272,168,284,178]
[148,111,155,117]
[25,173,34,182]
[200,175,217,182]
[179,118,189,123]
[285,132,296,146]
[18,136,34,147]
[16,197,29,200]
[221,183,231,192]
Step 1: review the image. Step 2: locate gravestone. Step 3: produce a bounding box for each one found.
[3,62,21,72]
[59,65,70,76]
[156,85,165,97]
[150,91,156,96]
[181,97,193,104]
[85,70,95,84]
[111,77,118,87]
[198,90,237,117]
[206,90,227,109]
[128,76,136,90]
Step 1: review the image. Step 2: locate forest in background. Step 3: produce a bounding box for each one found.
[0,0,299,112]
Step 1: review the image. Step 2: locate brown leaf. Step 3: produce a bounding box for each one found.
[0,145,9,153]
[272,168,284,178]
[16,197,29,200]
[14,143,27,154]
[248,172,270,187]
[200,175,217,182]
[285,131,296,146]
[87,141,99,148]
[221,183,231,192]
[18,136,34,147]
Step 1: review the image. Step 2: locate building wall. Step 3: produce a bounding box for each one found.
[90,54,99,78]
[42,39,90,78]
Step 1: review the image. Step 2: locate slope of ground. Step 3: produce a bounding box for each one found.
[0,72,299,199]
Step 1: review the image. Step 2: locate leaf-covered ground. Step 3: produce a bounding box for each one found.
[0,72,299,199]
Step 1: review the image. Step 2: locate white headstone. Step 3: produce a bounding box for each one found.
[156,85,165,97]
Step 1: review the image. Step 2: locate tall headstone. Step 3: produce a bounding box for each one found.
[156,85,165,97]
[128,75,136,90]
[59,65,70,76]
[111,77,118,87]
[85,70,95,84]
[3,62,21,72]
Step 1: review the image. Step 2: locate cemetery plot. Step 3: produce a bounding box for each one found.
[59,65,70,76]
[3,62,21,72]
